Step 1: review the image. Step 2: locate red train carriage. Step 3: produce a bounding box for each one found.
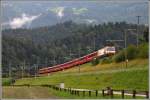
[38,46,116,74]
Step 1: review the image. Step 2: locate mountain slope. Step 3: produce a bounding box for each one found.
[2,21,146,76]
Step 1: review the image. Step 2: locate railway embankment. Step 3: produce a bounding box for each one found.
[14,59,148,91]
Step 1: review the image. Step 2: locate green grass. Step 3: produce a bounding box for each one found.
[48,87,146,99]
[2,86,146,99]
[2,78,12,86]
[58,58,148,74]
[14,59,148,91]
[15,68,148,91]
[3,59,149,99]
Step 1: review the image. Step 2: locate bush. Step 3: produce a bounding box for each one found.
[112,43,148,63]
[100,57,112,64]
[91,58,99,66]
[2,78,12,86]
[126,45,138,60]
[137,43,148,58]
[112,49,125,63]
[113,45,138,62]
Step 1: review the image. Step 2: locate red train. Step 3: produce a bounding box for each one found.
[38,46,116,74]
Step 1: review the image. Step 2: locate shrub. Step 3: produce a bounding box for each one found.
[126,45,138,60]
[112,43,148,62]
[100,57,112,64]
[137,43,148,58]
[2,78,12,86]
[91,58,99,66]
[112,50,125,63]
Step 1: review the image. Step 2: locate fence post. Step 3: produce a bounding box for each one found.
[70,88,72,94]
[102,89,105,97]
[74,90,76,95]
[121,90,124,99]
[64,88,66,92]
[83,91,85,96]
[76,91,78,95]
[72,90,74,95]
[70,88,72,93]
[96,90,98,97]
[110,89,113,98]
[146,91,149,99]
[77,91,79,96]
[71,90,73,95]
[133,90,136,98]
[89,91,91,97]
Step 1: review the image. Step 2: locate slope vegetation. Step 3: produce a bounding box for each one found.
[15,59,148,91]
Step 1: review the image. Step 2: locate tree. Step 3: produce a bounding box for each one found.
[143,27,149,42]
[91,58,99,66]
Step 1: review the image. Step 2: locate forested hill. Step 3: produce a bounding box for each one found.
[2,21,147,72]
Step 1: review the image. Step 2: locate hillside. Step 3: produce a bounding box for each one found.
[14,59,148,91]
[2,21,147,77]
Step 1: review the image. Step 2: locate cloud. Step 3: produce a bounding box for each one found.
[85,19,97,24]
[2,3,13,7]
[48,7,65,18]
[3,13,41,29]
[72,8,88,15]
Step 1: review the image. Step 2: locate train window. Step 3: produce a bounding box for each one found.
[107,47,115,51]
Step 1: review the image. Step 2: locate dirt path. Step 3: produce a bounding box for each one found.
[68,87,147,97]
[2,86,59,99]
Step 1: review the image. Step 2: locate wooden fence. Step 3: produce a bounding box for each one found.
[12,84,149,99]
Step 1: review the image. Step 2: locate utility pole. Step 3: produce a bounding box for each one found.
[86,46,92,54]
[124,30,127,68]
[21,64,24,79]
[45,57,48,66]
[78,44,81,73]
[8,61,12,78]
[23,60,26,78]
[69,48,77,59]
[124,29,136,68]
[53,54,56,65]
[69,49,72,59]
[36,57,40,78]
[34,64,37,78]
[21,61,26,79]
[136,16,141,47]
[28,63,30,78]
[93,34,96,51]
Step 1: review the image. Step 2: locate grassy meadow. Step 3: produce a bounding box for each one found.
[14,59,148,91]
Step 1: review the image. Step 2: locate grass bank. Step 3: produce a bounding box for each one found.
[2,78,13,86]
[14,59,148,91]
[2,86,146,99]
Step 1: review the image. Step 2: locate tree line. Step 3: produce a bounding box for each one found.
[2,20,148,76]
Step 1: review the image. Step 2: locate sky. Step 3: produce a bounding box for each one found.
[1,0,149,29]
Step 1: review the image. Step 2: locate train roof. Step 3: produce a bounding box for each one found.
[39,47,111,71]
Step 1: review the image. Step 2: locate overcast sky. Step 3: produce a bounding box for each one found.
[1,0,149,29]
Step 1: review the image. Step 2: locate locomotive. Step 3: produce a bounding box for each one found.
[38,46,116,74]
